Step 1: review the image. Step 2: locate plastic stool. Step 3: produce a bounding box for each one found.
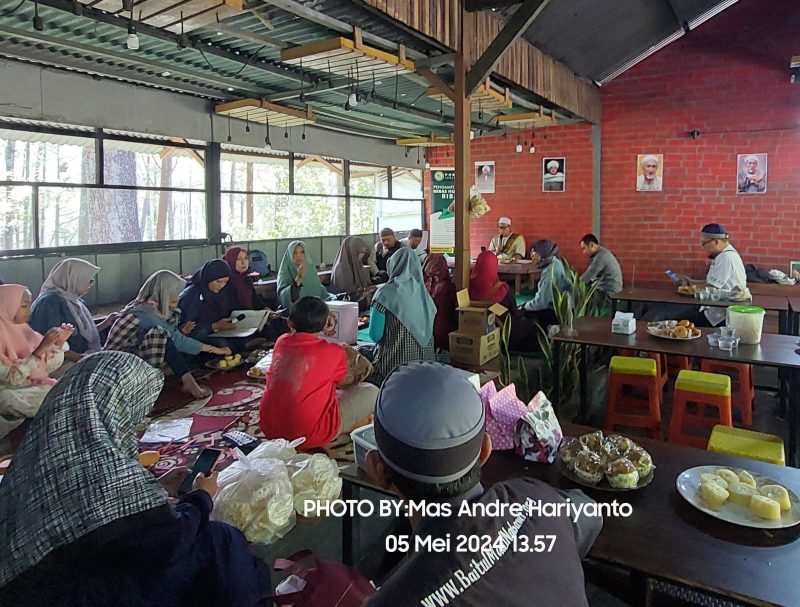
[700,360,754,427]
[617,349,668,391]
[669,370,732,449]
[666,356,691,376]
[707,425,785,465]
[606,356,662,439]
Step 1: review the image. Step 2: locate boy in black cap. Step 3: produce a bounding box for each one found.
[365,362,601,606]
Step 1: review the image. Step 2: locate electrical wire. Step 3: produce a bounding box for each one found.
[196,44,267,79]
[1,0,27,17]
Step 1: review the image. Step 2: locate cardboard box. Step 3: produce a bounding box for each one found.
[319,301,359,345]
[455,289,508,335]
[449,328,501,366]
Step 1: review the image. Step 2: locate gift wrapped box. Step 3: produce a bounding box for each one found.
[515,391,563,464]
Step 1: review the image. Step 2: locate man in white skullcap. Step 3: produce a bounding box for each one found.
[488,217,526,261]
[737,155,766,193]
[636,155,662,191]
[365,362,601,607]
[543,159,565,191]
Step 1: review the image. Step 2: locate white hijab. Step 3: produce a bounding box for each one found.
[40,258,101,352]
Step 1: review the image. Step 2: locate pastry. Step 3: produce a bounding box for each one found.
[626,447,654,478]
[605,458,639,489]
[573,451,604,485]
[579,430,604,453]
[560,437,586,467]
[749,495,781,520]
[759,485,791,511]
[700,481,729,510]
[671,326,689,339]
[691,328,702,337]
[727,481,757,505]
[678,320,690,327]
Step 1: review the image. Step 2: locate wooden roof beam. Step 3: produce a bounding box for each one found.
[466,0,551,97]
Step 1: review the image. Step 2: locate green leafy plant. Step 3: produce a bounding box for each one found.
[498,314,531,402]
[533,258,599,412]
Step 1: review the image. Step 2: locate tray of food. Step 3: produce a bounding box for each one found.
[558,431,654,491]
[205,353,245,371]
[647,320,702,340]
[246,350,273,378]
[677,284,700,296]
[676,465,800,529]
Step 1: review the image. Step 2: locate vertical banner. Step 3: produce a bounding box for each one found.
[429,168,455,254]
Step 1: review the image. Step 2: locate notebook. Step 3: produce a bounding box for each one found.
[211,309,270,338]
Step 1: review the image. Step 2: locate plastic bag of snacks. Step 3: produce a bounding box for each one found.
[515,391,563,464]
[479,381,527,451]
[212,448,296,544]
[287,453,343,517]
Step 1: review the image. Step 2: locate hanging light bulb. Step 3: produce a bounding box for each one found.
[226,115,232,143]
[32,0,44,31]
[529,145,536,154]
[515,144,523,153]
[348,92,358,107]
[470,131,475,140]
[126,18,139,50]
[245,112,251,133]
[301,124,306,140]
[264,113,272,151]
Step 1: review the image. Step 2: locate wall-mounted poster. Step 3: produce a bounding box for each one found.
[636,154,663,191]
[737,153,767,193]
[474,161,495,194]
[542,157,566,192]
[429,168,455,254]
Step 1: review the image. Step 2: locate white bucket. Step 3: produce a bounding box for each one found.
[726,305,765,344]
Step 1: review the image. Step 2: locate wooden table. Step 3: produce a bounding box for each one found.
[253,269,333,296]
[610,287,792,335]
[553,317,800,465]
[340,424,800,606]
[445,257,541,294]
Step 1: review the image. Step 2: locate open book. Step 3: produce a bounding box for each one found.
[211,309,270,338]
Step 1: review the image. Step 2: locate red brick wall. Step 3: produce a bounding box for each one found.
[425,122,595,265]
[601,0,800,285]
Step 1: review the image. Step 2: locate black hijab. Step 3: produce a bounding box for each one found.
[187,259,234,324]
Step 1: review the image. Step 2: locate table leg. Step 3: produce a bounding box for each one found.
[790,370,799,468]
[579,345,589,422]
[342,480,360,565]
[779,310,789,336]
[553,342,561,412]
[515,275,521,295]
[611,298,618,316]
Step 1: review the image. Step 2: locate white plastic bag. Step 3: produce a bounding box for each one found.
[212,448,296,544]
[287,453,343,516]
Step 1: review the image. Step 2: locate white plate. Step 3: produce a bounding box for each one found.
[646,323,703,341]
[676,465,800,529]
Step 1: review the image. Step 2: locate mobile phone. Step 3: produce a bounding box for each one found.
[178,448,222,496]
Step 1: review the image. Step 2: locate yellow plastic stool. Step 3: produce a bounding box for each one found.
[674,370,731,397]
[610,356,657,377]
[707,425,785,466]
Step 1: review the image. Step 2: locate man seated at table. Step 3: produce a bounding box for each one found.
[364,362,601,607]
[488,217,526,262]
[579,233,623,296]
[370,228,404,283]
[400,229,426,262]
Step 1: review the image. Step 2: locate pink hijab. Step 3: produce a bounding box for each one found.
[0,284,54,386]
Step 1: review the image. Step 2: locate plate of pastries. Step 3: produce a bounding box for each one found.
[647,320,702,340]
[558,431,654,491]
[676,465,800,528]
[677,284,699,296]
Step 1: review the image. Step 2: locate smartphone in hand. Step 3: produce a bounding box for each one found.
[178,448,222,496]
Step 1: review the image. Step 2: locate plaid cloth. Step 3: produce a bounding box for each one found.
[0,352,167,586]
[371,302,435,382]
[104,313,169,368]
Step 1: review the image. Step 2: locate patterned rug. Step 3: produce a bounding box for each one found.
[143,370,267,475]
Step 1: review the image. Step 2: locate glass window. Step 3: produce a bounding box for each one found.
[221,152,289,193]
[103,139,205,190]
[38,186,206,246]
[391,167,424,199]
[0,129,94,184]
[350,197,378,235]
[349,163,389,198]
[0,185,35,250]
[377,199,422,233]
[223,193,345,240]
[294,155,344,196]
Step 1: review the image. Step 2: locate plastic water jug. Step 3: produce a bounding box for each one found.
[726,305,765,344]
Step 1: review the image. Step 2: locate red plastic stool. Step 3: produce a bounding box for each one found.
[699,360,754,427]
[669,370,732,449]
[606,356,662,439]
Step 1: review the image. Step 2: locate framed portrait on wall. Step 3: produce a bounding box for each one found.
[636,154,663,191]
[737,153,767,194]
[474,161,495,194]
[542,157,566,192]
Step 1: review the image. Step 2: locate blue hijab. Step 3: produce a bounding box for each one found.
[373,248,436,347]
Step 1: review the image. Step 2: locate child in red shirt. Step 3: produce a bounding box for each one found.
[259,297,377,450]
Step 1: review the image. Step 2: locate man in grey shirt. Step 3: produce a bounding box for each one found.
[579,233,622,295]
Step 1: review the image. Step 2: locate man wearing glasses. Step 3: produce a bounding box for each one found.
[487,217,526,262]
[695,223,747,326]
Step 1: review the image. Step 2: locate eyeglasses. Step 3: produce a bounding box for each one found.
[700,239,715,246]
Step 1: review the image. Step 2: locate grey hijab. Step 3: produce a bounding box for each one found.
[40,258,101,352]
[124,270,186,319]
[331,237,371,295]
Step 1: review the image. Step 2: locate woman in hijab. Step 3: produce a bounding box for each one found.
[29,258,117,361]
[422,254,457,351]
[276,240,332,310]
[105,271,231,399]
[0,284,72,438]
[520,239,571,327]
[367,248,436,382]
[330,236,375,310]
[223,246,265,310]
[469,250,517,311]
[178,259,236,346]
[0,351,270,606]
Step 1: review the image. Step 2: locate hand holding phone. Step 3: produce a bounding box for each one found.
[178,448,222,496]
